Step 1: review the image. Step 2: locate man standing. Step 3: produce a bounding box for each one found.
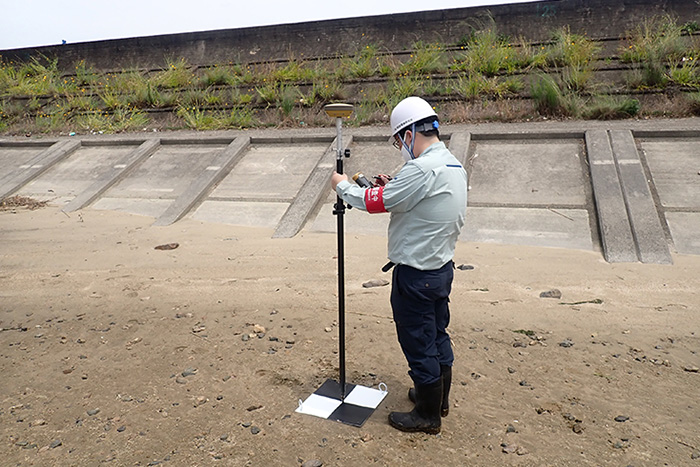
[330,96,468,434]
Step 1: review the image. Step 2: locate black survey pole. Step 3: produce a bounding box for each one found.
[296,106,387,427]
[335,122,347,400]
[324,103,353,400]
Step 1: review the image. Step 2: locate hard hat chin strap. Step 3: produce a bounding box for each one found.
[399,119,438,162]
[400,123,417,162]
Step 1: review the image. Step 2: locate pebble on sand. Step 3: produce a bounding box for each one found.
[539,289,562,299]
[154,243,179,250]
[181,368,197,377]
[362,279,389,288]
[501,443,517,454]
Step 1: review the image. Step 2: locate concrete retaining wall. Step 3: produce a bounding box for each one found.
[1,0,698,71]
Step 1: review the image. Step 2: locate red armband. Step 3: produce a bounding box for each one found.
[364,186,387,213]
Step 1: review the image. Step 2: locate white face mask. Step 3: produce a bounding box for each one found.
[401,145,413,162]
[399,130,414,162]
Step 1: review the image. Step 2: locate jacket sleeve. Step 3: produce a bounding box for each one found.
[335,163,429,214]
[335,180,369,211]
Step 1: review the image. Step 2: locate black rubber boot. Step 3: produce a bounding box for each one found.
[408,365,452,417]
[389,379,442,434]
[440,365,452,417]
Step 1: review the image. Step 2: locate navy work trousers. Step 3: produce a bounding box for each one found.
[390,261,454,386]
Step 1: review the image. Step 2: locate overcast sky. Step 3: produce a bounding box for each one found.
[1,0,539,50]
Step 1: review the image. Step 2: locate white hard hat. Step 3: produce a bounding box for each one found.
[389,96,438,137]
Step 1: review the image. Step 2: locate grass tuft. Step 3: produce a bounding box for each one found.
[583,96,641,119]
[531,74,565,115]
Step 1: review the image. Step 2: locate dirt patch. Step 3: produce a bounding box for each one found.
[0,195,50,212]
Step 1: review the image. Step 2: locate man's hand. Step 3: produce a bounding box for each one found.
[331,172,348,191]
[374,174,392,186]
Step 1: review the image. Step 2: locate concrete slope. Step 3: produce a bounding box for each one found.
[2,119,698,263]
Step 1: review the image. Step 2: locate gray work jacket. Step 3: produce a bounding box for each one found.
[335,141,467,270]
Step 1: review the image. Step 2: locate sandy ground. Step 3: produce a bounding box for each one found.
[1,204,699,466]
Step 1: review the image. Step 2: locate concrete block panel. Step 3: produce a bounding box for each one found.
[63,139,160,213]
[0,140,81,200]
[639,140,700,209]
[16,145,135,205]
[92,197,173,219]
[106,144,228,200]
[665,212,700,255]
[0,146,51,181]
[468,140,586,206]
[210,142,328,201]
[460,206,594,251]
[192,200,289,230]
